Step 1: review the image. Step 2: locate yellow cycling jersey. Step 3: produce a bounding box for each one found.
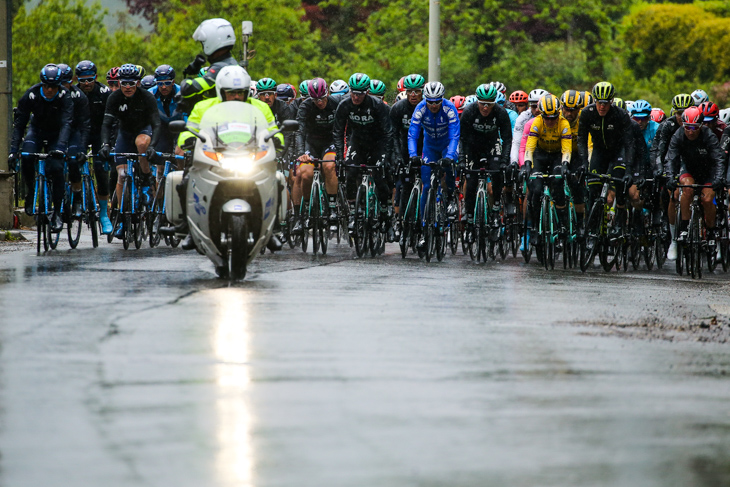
[525,115,572,156]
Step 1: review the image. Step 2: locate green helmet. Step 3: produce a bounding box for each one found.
[348,72,371,92]
[256,77,277,92]
[299,80,309,97]
[672,93,693,110]
[403,74,425,90]
[613,97,625,110]
[370,79,386,96]
[475,83,498,102]
[592,81,615,102]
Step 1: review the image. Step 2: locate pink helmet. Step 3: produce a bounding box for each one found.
[307,77,328,99]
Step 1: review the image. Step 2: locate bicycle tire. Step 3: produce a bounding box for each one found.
[581,201,603,272]
[424,190,435,262]
[87,181,99,249]
[134,213,144,249]
[67,198,82,249]
[656,221,668,270]
[47,195,60,250]
[707,229,718,273]
[401,191,416,258]
[540,197,550,270]
[353,187,367,257]
[436,200,446,262]
[123,213,131,250]
[301,203,309,253]
[36,177,46,253]
[312,185,320,255]
[692,212,702,279]
[521,212,532,264]
[644,235,655,271]
[676,238,684,275]
[320,190,329,256]
[720,226,729,272]
[108,191,118,244]
[337,184,352,248]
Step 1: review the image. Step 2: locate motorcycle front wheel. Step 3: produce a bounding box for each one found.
[228,214,248,280]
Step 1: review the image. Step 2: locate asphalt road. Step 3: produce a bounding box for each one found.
[1,234,729,487]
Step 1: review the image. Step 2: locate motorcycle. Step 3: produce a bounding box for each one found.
[167,101,297,279]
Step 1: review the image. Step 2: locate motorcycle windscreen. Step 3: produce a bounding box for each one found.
[198,101,270,151]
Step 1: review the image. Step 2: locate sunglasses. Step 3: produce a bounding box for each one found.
[120,80,137,87]
[41,83,58,89]
[478,101,495,106]
[683,123,701,131]
[426,99,442,105]
[78,78,96,84]
[351,90,367,96]
[107,80,119,86]
[259,91,276,96]
[156,80,173,87]
[529,103,538,109]
[596,100,611,105]
[406,90,422,95]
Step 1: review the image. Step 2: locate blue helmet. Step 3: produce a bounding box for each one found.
[630,99,652,118]
[56,63,73,84]
[141,75,156,90]
[40,64,62,86]
[276,83,295,101]
[465,94,478,106]
[75,60,97,78]
[154,64,175,81]
[495,91,506,106]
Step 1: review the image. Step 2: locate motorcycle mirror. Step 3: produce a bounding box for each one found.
[281,120,299,132]
[168,120,187,133]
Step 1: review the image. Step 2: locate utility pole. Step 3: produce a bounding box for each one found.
[428,0,440,82]
[0,0,14,227]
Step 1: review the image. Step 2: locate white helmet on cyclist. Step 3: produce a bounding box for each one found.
[528,88,549,103]
[720,108,730,125]
[215,65,251,101]
[396,91,407,102]
[691,89,709,106]
[193,18,236,57]
[329,79,349,95]
[423,81,445,101]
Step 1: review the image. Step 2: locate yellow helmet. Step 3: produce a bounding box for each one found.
[583,91,594,107]
[538,94,560,118]
[561,90,582,109]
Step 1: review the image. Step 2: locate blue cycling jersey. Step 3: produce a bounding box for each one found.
[150,84,186,124]
[408,98,460,160]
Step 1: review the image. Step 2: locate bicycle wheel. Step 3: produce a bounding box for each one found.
[287,208,300,249]
[108,191,118,244]
[449,219,459,255]
[228,214,248,280]
[707,229,718,273]
[498,219,507,261]
[368,206,379,258]
[320,194,329,256]
[86,181,99,249]
[424,190,435,262]
[581,201,603,272]
[436,200,446,262]
[691,214,702,279]
[474,195,486,262]
[540,198,550,270]
[656,220,669,270]
[123,213,131,250]
[337,184,352,248]
[720,225,729,272]
[36,178,46,253]
[675,238,684,275]
[301,203,309,253]
[353,187,367,258]
[311,186,320,255]
[67,197,82,249]
[644,234,656,271]
[401,191,416,258]
[134,212,144,249]
[149,183,162,248]
[47,188,60,250]
[521,212,532,264]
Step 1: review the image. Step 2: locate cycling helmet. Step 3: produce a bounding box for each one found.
[495,92,506,106]
[613,98,626,110]
[141,75,156,90]
[39,63,62,86]
[370,79,386,97]
[397,76,406,92]
[682,106,703,125]
[135,65,146,78]
[672,93,693,110]
[528,88,549,103]
[249,82,257,98]
[106,67,120,82]
[56,63,73,84]
[403,74,426,90]
[450,95,466,113]
[538,94,560,118]
[75,60,97,78]
[199,67,208,77]
[691,89,709,106]
[154,64,175,81]
[423,81,445,101]
[308,77,328,99]
[650,108,666,123]
[491,81,506,94]
[475,83,498,102]
[592,81,615,101]
[256,77,277,92]
[215,65,251,101]
[560,90,582,109]
[348,73,370,92]
[396,91,407,102]
[119,63,140,80]
[329,79,349,95]
[193,18,236,56]
[276,83,295,101]
[509,90,528,104]
[583,91,594,107]
[720,108,730,125]
[699,101,719,122]
[631,99,652,118]
[626,100,635,113]
[465,95,478,106]
[298,80,310,98]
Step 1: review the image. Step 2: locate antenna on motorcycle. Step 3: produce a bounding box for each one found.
[240,21,253,69]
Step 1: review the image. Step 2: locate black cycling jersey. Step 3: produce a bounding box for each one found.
[577,103,634,171]
[389,98,422,164]
[66,85,91,151]
[11,83,73,153]
[76,81,110,141]
[100,88,161,147]
[652,115,681,168]
[333,95,393,162]
[459,102,513,165]
[665,126,725,184]
[295,95,340,155]
[629,119,650,178]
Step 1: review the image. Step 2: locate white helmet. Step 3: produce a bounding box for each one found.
[396,91,407,102]
[423,81,445,100]
[691,89,709,106]
[528,88,549,103]
[330,79,349,95]
[249,81,258,98]
[193,18,236,57]
[215,65,251,101]
[719,108,730,125]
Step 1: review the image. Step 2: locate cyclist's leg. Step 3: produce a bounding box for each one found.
[701,186,717,232]
[678,173,695,237]
[135,127,153,177]
[586,151,609,212]
[114,131,136,206]
[322,144,338,218]
[527,150,548,226]
[46,137,66,215]
[548,155,567,228]
[568,156,585,232]
[67,133,84,213]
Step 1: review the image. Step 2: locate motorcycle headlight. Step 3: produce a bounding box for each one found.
[218,154,255,174]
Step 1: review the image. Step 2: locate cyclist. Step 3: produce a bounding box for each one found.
[390,74,425,237]
[664,106,725,244]
[560,90,586,235]
[651,108,666,124]
[106,67,120,92]
[99,64,161,238]
[329,79,349,103]
[370,80,387,102]
[75,60,113,233]
[10,64,73,232]
[277,83,295,105]
[691,89,709,107]
[292,77,341,234]
[141,75,156,91]
[407,81,460,245]
[577,81,634,236]
[509,91,529,115]
[523,94,572,236]
[511,88,548,165]
[450,95,466,115]
[57,63,91,218]
[459,83,513,240]
[257,77,295,160]
[698,101,726,141]
[150,65,185,159]
[333,73,394,232]
[627,99,659,234]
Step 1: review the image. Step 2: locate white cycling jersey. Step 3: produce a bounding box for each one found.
[510,110,534,164]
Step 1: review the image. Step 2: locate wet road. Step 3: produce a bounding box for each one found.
[1,235,730,486]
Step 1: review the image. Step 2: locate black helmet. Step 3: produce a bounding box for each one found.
[56,63,73,84]
[118,63,140,80]
[276,83,295,101]
[40,64,62,86]
[154,64,175,81]
[141,75,156,90]
[75,60,97,78]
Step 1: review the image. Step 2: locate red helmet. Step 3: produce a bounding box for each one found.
[698,101,719,122]
[397,76,406,93]
[287,83,297,98]
[682,106,703,125]
[106,67,120,81]
[650,108,666,123]
[509,90,528,103]
[450,95,466,114]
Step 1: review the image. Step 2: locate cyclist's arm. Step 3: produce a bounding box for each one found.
[176,97,210,148]
[706,128,726,183]
[559,119,572,165]
[498,109,513,164]
[523,118,539,165]
[294,100,307,156]
[77,91,92,151]
[10,92,32,153]
[720,126,730,169]
[445,106,460,160]
[664,129,682,179]
[510,113,526,163]
[332,102,347,161]
[407,106,424,158]
[576,109,590,170]
[100,91,120,147]
[250,98,284,146]
[620,111,635,175]
[57,92,74,151]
